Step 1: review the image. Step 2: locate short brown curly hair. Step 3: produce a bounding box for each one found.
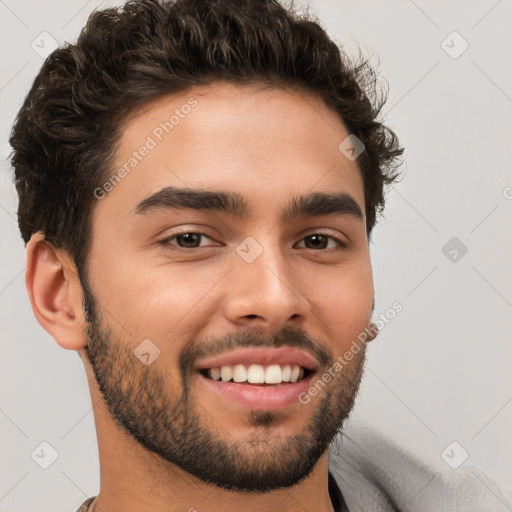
[9,0,403,275]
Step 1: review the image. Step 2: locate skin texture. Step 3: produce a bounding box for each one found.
[26,81,376,512]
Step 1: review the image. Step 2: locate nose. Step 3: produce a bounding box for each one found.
[223,240,308,332]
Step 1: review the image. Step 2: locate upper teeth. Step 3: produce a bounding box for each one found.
[207,364,304,384]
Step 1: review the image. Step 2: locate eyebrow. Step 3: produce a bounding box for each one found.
[134,186,363,222]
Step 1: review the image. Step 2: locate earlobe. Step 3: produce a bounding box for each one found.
[25,233,87,351]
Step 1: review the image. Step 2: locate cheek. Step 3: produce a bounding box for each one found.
[307,260,374,348]
[87,260,222,376]
[94,258,223,339]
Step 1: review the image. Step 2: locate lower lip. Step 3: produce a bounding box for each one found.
[198,373,315,410]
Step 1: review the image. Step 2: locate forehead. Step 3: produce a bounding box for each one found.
[94,81,365,224]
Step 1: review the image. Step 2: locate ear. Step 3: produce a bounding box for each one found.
[25,232,87,350]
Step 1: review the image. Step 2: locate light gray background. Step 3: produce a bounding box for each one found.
[1,0,511,511]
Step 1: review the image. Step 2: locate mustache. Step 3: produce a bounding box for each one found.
[179,325,332,380]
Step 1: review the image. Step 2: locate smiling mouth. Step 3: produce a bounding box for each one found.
[198,363,313,386]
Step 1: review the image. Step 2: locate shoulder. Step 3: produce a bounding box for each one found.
[76,497,96,512]
[328,419,512,512]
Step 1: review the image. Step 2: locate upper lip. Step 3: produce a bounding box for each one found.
[194,347,320,372]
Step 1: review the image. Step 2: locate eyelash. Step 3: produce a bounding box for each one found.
[158,231,346,250]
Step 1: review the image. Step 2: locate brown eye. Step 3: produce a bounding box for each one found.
[175,233,202,248]
[160,232,216,249]
[296,234,345,250]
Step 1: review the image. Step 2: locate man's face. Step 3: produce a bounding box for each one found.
[82,81,374,492]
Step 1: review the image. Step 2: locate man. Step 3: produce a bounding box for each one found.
[8,0,510,511]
